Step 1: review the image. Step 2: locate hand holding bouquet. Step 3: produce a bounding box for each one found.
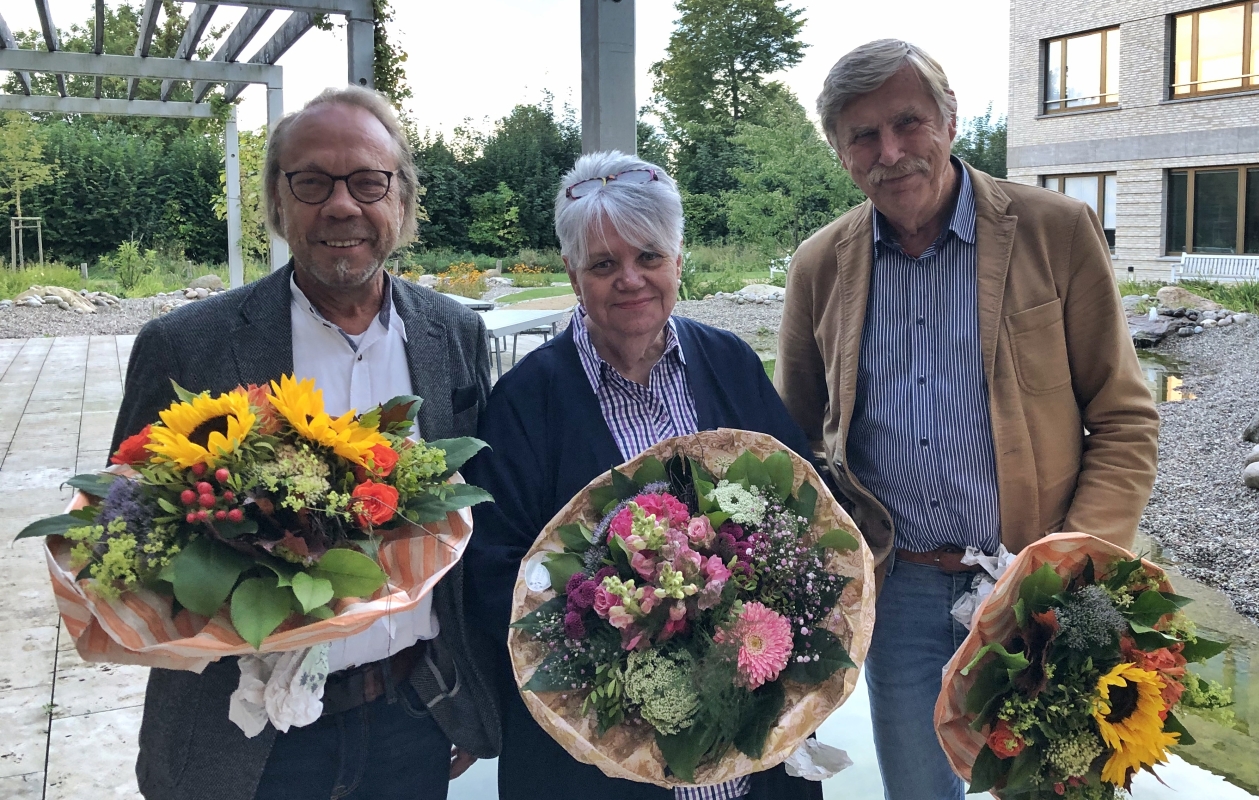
[935,533,1230,799]
[509,429,875,786]
[20,375,490,662]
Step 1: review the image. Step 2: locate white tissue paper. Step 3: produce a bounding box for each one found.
[784,739,854,781]
[228,642,330,737]
[949,545,1016,631]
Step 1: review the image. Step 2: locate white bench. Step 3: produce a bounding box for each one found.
[769,256,791,282]
[1171,252,1259,283]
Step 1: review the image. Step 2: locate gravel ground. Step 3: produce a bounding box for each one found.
[672,297,783,346]
[1139,322,1259,620]
[0,297,171,338]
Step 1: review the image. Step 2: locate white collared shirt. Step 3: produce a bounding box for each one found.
[289,273,439,672]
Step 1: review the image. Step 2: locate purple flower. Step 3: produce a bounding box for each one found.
[565,571,587,596]
[594,566,618,582]
[570,580,598,610]
[97,478,153,538]
[563,610,586,639]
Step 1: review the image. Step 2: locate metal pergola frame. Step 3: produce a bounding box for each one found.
[0,0,376,287]
[0,0,640,288]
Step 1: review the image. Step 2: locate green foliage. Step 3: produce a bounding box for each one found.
[214,128,270,265]
[99,241,158,293]
[372,0,413,108]
[952,105,1007,179]
[0,112,61,218]
[467,183,524,255]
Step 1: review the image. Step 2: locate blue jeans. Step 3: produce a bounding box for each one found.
[865,559,970,800]
[254,682,452,800]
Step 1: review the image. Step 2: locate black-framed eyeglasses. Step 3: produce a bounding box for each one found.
[565,168,658,199]
[284,169,394,205]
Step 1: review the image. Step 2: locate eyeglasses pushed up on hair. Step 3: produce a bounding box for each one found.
[565,168,658,200]
[284,169,394,205]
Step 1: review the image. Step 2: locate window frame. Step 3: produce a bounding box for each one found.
[1165,165,1258,255]
[1042,26,1121,114]
[1041,172,1118,251]
[1170,1,1258,99]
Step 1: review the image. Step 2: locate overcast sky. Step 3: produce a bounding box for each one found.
[4,0,1010,134]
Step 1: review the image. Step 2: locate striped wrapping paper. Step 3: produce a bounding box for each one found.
[933,532,1171,782]
[43,475,474,673]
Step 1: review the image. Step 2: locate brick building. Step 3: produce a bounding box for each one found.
[1006,0,1259,280]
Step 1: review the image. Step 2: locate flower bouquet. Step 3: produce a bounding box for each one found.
[934,533,1231,799]
[18,375,490,670]
[508,429,875,787]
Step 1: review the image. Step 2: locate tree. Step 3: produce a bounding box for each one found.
[0,112,59,218]
[467,182,523,255]
[722,93,864,253]
[952,105,1007,178]
[637,118,671,170]
[372,0,413,109]
[214,128,269,265]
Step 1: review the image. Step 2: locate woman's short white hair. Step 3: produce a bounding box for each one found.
[554,150,684,271]
[817,39,957,150]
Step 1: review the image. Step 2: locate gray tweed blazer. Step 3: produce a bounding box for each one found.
[110,265,501,800]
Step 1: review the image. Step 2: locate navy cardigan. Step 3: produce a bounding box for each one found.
[463,317,819,800]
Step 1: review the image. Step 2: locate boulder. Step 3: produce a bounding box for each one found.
[1121,295,1144,313]
[1201,319,1217,328]
[16,285,95,313]
[189,274,225,292]
[1176,326,1195,337]
[738,283,783,301]
[1218,315,1234,327]
[1156,286,1221,311]
[1245,462,1259,490]
[184,290,199,300]
[21,297,42,307]
[1128,315,1178,347]
[195,287,210,299]
[1244,410,1259,443]
[1245,445,1259,467]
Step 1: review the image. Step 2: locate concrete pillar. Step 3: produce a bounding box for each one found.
[266,86,290,272]
[347,18,374,89]
[580,0,636,155]
[226,108,244,289]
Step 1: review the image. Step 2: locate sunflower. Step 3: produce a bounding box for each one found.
[268,375,388,466]
[1092,662,1180,784]
[147,391,257,468]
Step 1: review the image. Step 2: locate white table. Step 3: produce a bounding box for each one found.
[480,308,572,378]
[442,293,494,311]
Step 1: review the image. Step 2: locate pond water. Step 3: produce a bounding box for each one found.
[1138,352,1194,403]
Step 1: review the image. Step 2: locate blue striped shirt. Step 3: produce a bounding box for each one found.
[571,308,749,799]
[847,161,1001,554]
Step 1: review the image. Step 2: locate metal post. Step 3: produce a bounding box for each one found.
[347,18,374,88]
[580,0,636,155]
[226,109,244,289]
[266,85,290,272]
[81,262,88,282]
[36,219,43,266]
[9,219,14,271]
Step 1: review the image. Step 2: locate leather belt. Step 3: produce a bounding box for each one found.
[320,640,424,717]
[895,545,986,575]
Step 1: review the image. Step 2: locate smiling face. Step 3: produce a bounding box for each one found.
[274,103,404,290]
[834,65,957,234]
[567,219,681,345]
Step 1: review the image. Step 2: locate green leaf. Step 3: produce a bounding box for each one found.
[695,478,716,513]
[258,558,298,588]
[962,641,1030,676]
[307,604,335,620]
[1018,564,1064,614]
[1013,597,1028,628]
[557,523,593,553]
[588,485,618,514]
[170,380,199,404]
[1163,710,1196,746]
[157,496,180,515]
[168,536,253,617]
[1180,635,1229,663]
[967,745,1005,794]
[230,577,296,649]
[405,484,494,523]
[63,473,121,498]
[632,457,668,488]
[782,628,856,684]
[1130,624,1181,651]
[1105,558,1145,590]
[212,519,258,540]
[309,548,388,599]
[1128,589,1181,627]
[542,553,585,594]
[290,572,335,614]
[965,657,1011,715]
[607,533,632,571]
[787,481,818,522]
[509,595,567,633]
[816,528,859,552]
[725,451,768,490]
[705,511,731,529]
[15,514,88,541]
[379,394,424,429]
[687,457,716,487]
[734,681,786,759]
[1004,746,1041,791]
[610,467,638,501]
[762,451,795,500]
[656,717,719,783]
[427,437,489,478]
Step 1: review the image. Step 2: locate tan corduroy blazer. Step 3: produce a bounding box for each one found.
[774,163,1159,571]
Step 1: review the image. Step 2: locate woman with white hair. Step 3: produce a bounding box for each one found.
[462,151,822,800]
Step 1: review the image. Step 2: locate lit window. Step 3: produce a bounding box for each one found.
[1172,2,1259,98]
[1166,167,1259,254]
[1044,28,1120,113]
[1042,173,1118,250]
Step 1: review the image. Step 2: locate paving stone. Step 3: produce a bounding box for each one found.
[0,686,51,779]
[0,771,43,799]
[0,627,57,693]
[51,655,148,719]
[44,705,142,800]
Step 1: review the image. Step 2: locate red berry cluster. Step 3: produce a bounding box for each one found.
[180,465,244,525]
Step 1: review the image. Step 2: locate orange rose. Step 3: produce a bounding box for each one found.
[986,719,1026,759]
[351,480,399,528]
[240,384,283,435]
[368,444,400,477]
[111,425,153,465]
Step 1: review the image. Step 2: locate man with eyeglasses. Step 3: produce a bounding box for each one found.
[110,86,499,800]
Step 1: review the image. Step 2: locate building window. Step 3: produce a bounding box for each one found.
[1043,173,1118,250]
[1172,2,1259,98]
[1044,27,1120,113]
[1166,166,1259,254]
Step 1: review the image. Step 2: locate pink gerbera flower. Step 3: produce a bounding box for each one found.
[723,602,793,689]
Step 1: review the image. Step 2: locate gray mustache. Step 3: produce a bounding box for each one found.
[868,157,931,186]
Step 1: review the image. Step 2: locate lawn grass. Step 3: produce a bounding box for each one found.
[496,285,575,304]
[1118,279,1259,313]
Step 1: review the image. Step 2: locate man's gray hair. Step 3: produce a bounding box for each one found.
[554,150,684,272]
[817,39,957,150]
[263,85,419,246]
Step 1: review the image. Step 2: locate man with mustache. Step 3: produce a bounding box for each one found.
[111,86,499,800]
[775,40,1158,799]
